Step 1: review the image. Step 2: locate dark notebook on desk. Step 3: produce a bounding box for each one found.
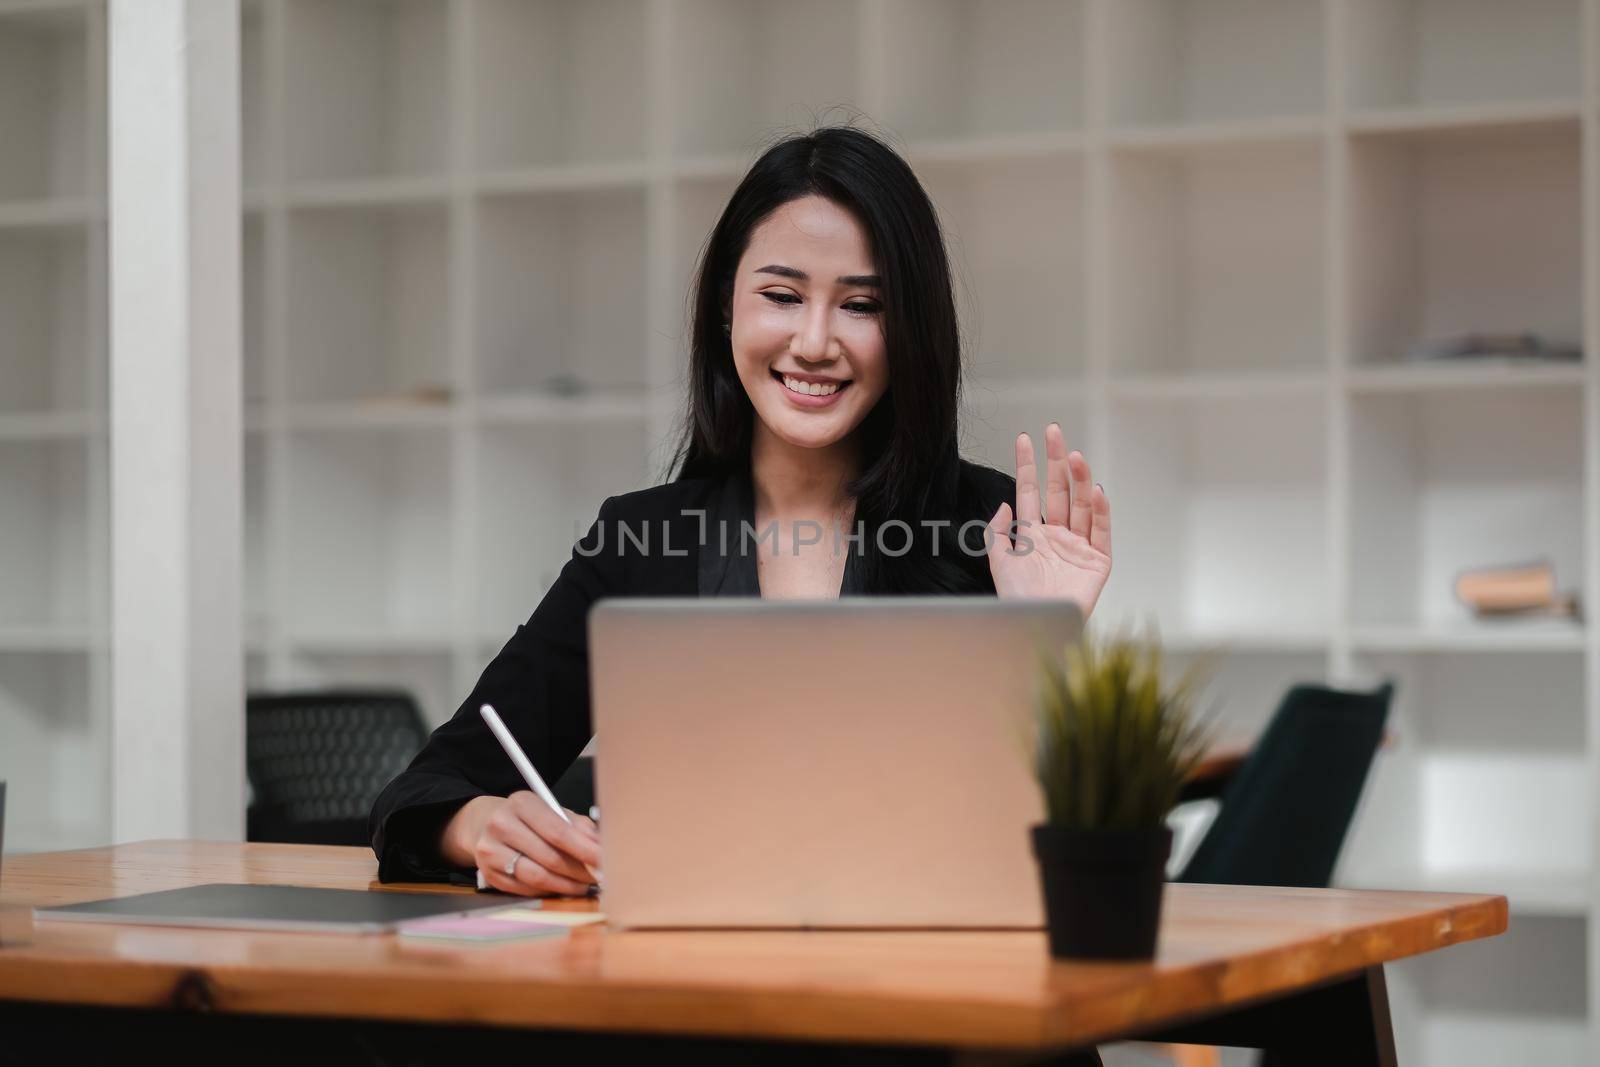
[35,883,509,934]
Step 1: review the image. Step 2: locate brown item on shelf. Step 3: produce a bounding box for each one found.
[355,385,453,408]
[1455,560,1553,612]
[1473,594,1581,619]
[1454,560,1578,616]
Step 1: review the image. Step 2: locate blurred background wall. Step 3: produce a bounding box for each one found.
[0,1,1596,1063]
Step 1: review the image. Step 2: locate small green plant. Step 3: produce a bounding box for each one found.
[1031,627,1214,830]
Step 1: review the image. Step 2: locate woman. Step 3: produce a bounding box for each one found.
[369,127,1113,895]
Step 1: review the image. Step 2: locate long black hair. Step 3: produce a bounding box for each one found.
[667,126,994,594]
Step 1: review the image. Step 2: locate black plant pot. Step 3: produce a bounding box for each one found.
[1031,823,1172,960]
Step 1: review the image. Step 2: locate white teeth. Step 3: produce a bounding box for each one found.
[782,375,841,397]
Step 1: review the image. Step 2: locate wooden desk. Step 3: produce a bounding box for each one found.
[0,841,1505,1064]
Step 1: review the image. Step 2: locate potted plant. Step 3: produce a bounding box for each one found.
[1028,629,1212,960]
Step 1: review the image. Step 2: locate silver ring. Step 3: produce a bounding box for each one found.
[504,850,522,878]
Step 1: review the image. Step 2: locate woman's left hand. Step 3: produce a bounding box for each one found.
[986,422,1112,617]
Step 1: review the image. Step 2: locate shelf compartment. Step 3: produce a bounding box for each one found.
[671,0,860,158]
[1100,393,1329,637]
[282,425,453,637]
[469,0,647,171]
[959,387,1086,493]
[1109,139,1325,377]
[0,3,88,203]
[285,201,450,404]
[665,175,737,354]
[281,0,449,184]
[1341,650,1589,901]
[919,154,1086,381]
[1391,915,1589,1066]
[0,648,103,853]
[0,436,89,626]
[476,187,648,396]
[0,222,89,416]
[474,422,649,640]
[1167,648,1331,740]
[1345,0,1580,114]
[1105,0,1323,128]
[1348,388,1584,628]
[274,647,458,729]
[879,0,1084,143]
[1347,119,1581,366]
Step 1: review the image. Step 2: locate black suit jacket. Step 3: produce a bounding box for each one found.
[369,458,1017,883]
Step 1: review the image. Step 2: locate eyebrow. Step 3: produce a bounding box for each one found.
[755,264,881,287]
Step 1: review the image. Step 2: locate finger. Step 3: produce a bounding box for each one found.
[1044,423,1070,528]
[479,845,591,898]
[509,792,604,871]
[511,853,592,898]
[1067,450,1094,538]
[570,812,599,841]
[1014,433,1042,529]
[986,501,1013,570]
[1089,482,1112,557]
[493,808,596,885]
[473,838,561,898]
[478,863,540,897]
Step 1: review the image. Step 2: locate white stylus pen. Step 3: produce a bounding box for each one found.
[478,702,603,887]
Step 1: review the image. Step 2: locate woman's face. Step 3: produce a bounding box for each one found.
[727,195,889,451]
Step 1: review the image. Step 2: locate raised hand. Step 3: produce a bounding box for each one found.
[985,422,1112,617]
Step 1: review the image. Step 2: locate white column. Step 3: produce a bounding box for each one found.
[109,0,243,842]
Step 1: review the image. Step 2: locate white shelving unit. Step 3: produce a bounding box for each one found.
[0,0,107,856]
[0,1,1593,1062]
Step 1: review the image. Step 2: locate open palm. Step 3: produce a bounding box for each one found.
[986,423,1112,617]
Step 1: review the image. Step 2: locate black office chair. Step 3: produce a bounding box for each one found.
[1178,682,1393,889]
[246,689,429,846]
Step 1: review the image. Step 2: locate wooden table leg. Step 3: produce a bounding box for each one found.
[1139,965,1399,1066]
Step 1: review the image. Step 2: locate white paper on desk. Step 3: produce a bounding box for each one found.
[490,908,606,927]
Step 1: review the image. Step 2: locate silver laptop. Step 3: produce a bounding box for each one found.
[589,597,1082,929]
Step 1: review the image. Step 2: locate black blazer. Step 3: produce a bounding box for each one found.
[369,458,1017,883]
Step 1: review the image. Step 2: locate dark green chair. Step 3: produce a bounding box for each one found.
[1178,682,1393,889]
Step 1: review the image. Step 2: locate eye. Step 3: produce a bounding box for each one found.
[758,289,883,315]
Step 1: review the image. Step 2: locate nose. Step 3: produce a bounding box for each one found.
[790,302,837,363]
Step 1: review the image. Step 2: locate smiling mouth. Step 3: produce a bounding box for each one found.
[773,370,852,397]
